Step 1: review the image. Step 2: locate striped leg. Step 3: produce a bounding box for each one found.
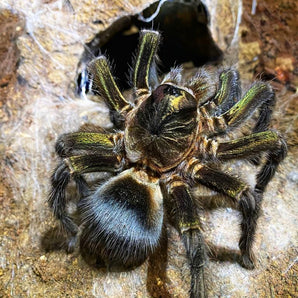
[87,57,131,128]
[212,69,242,115]
[216,130,287,193]
[49,132,124,252]
[164,175,207,298]
[223,82,275,132]
[194,69,240,117]
[55,131,123,157]
[132,30,160,96]
[187,161,260,269]
[199,81,276,137]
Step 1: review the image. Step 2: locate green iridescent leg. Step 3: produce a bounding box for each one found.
[164,176,206,298]
[87,56,131,128]
[212,69,241,114]
[216,130,287,193]
[188,161,260,269]
[195,69,240,117]
[132,30,160,95]
[224,82,275,131]
[201,82,275,137]
[55,131,122,157]
[49,133,124,252]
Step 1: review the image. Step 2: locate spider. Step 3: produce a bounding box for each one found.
[49,30,287,297]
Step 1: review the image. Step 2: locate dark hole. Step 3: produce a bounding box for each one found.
[77,0,223,93]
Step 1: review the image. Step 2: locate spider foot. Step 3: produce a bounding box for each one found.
[240,253,255,270]
[55,134,69,157]
[66,235,78,253]
[248,155,261,166]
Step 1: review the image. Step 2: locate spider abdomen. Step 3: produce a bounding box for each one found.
[125,84,198,171]
[78,168,163,269]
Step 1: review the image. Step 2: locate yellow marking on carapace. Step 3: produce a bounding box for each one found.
[170,93,184,110]
[159,92,188,122]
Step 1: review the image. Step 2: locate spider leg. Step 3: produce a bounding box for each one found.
[55,131,123,157]
[212,69,241,114]
[199,81,275,137]
[186,67,217,106]
[49,132,124,252]
[132,30,160,96]
[164,175,206,298]
[216,130,287,193]
[188,69,240,117]
[186,160,260,269]
[87,56,131,128]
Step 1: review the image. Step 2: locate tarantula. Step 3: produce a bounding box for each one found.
[49,30,286,297]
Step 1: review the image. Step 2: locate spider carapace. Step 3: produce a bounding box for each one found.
[49,30,287,297]
[125,82,198,172]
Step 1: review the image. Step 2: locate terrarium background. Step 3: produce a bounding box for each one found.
[0,0,297,297]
